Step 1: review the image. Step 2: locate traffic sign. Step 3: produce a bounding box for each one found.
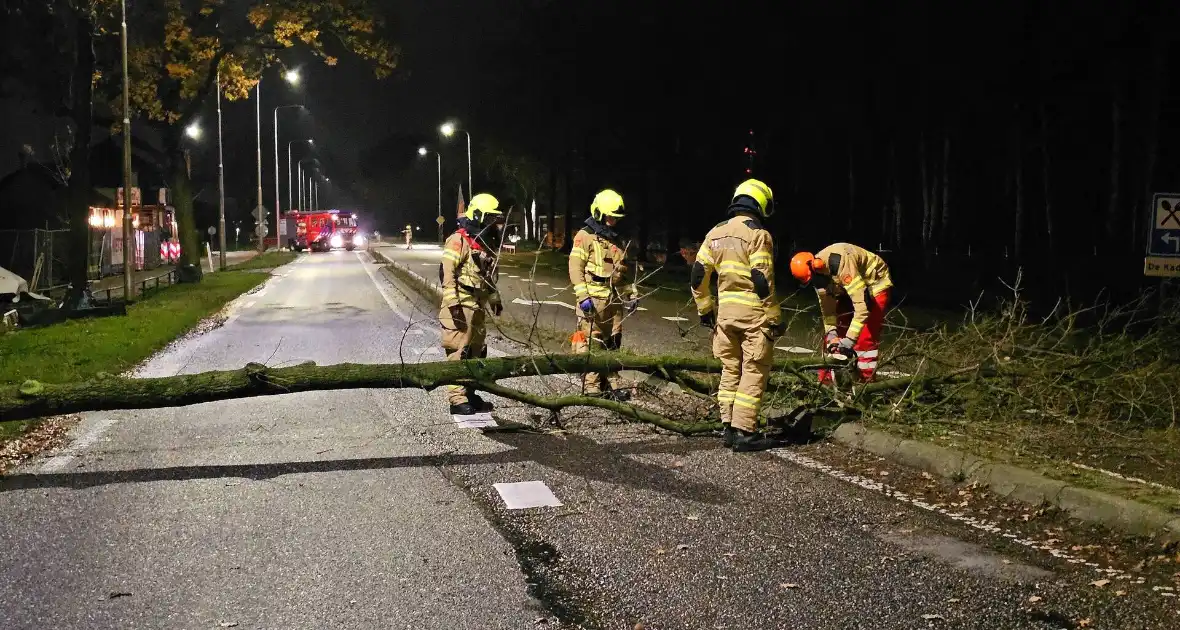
[207,226,216,236]
[255,222,269,237]
[1145,193,1180,277]
[252,205,268,221]
[435,215,445,226]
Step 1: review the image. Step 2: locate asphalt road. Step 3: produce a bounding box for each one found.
[0,249,1172,629]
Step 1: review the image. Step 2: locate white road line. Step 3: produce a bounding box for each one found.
[662,316,689,322]
[244,300,256,309]
[776,346,815,354]
[535,282,548,286]
[493,481,562,509]
[771,449,1151,587]
[40,415,120,472]
[357,251,409,317]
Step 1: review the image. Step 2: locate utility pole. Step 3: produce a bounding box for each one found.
[120,0,133,298]
[255,81,264,252]
[216,68,227,270]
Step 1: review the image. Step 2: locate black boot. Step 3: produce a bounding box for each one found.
[606,388,631,403]
[467,393,494,412]
[731,428,783,453]
[449,402,477,415]
[722,424,736,448]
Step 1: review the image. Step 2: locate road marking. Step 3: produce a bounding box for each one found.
[244,301,256,309]
[662,316,689,322]
[771,449,1146,585]
[535,282,548,286]
[512,297,536,306]
[421,263,436,267]
[635,306,648,311]
[493,481,562,509]
[777,346,815,354]
[40,415,120,472]
[356,251,409,318]
[453,412,498,429]
[540,300,574,310]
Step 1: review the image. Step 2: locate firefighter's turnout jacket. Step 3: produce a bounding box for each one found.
[691,214,780,432]
[438,228,501,405]
[568,218,635,393]
[813,242,892,342]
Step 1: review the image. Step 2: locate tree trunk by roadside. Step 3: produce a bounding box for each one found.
[1105,91,1122,252]
[546,164,557,247]
[165,140,202,279]
[1138,30,1167,254]
[62,4,95,309]
[940,132,951,248]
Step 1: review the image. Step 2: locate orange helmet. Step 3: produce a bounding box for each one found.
[790,251,820,284]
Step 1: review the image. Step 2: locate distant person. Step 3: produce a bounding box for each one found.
[403,224,413,249]
[568,189,639,401]
[690,179,784,452]
[438,194,505,415]
[790,243,892,383]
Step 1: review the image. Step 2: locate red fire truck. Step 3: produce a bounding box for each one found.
[286,209,364,252]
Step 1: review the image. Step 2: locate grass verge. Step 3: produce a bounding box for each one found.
[0,271,269,446]
[228,250,297,271]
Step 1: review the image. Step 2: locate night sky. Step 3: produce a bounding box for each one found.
[2,0,1179,303]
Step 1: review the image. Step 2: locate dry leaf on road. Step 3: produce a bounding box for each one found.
[920,613,945,620]
[1090,579,1111,588]
[1028,596,1042,603]
[779,583,799,589]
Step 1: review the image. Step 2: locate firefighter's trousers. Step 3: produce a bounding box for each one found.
[570,295,624,394]
[439,301,488,406]
[819,289,890,383]
[712,316,775,433]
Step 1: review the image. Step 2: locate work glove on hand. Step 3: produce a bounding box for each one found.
[767,321,786,338]
[828,336,856,358]
[624,297,639,314]
[449,305,467,332]
[699,310,716,329]
[578,297,595,315]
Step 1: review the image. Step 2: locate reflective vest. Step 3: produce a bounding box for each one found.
[691,215,780,325]
[814,243,892,340]
[569,227,631,301]
[440,230,498,309]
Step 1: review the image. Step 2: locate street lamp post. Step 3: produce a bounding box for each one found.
[254,81,263,252]
[419,146,443,243]
[288,139,312,216]
[120,0,133,298]
[216,68,227,270]
[440,122,472,202]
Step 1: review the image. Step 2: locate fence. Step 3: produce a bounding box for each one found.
[0,229,70,292]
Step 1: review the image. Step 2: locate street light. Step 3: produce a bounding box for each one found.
[439,121,472,202]
[274,103,306,251]
[288,138,312,214]
[120,0,132,299]
[418,146,442,243]
[284,69,301,85]
[185,122,201,140]
[253,68,302,252]
[216,68,227,270]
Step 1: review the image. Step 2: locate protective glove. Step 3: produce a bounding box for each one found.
[828,336,856,359]
[624,297,639,314]
[448,305,467,332]
[767,321,786,338]
[824,330,839,347]
[699,310,716,329]
[578,297,595,315]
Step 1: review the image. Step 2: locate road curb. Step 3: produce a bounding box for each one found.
[830,422,1180,542]
[371,248,443,302]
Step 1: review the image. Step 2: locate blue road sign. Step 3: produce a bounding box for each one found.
[1148,193,1180,257]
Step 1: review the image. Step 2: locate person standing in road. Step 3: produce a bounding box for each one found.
[439,193,505,415]
[403,224,414,249]
[568,189,639,401]
[690,179,784,452]
[790,244,892,383]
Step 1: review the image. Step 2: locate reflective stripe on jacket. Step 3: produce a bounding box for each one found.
[441,231,499,309]
[691,215,780,324]
[569,227,632,301]
[814,242,892,340]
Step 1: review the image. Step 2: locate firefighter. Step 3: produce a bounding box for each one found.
[569,188,639,400]
[439,193,505,415]
[790,243,892,383]
[403,224,413,249]
[690,179,784,452]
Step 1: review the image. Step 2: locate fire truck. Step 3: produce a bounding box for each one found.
[286,209,364,252]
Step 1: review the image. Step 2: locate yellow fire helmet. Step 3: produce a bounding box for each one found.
[590,189,625,221]
[732,179,774,218]
[464,193,502,222]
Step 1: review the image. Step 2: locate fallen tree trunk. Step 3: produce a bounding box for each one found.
[1,353,839,430]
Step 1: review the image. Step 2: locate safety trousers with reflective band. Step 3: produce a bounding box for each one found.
[570,297,624,393]
[819,289,890,383]
[712,319,774,433]
[439,302,488,405]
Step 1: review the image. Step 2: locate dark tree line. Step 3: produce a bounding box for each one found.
[462,0,1179,307]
